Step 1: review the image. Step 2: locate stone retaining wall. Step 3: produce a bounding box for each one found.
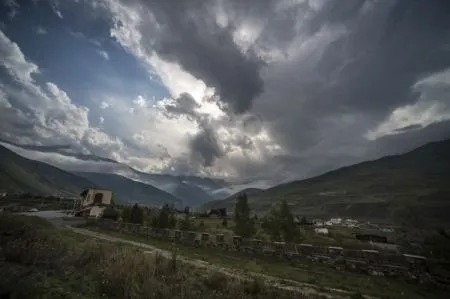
[89,219,432,283]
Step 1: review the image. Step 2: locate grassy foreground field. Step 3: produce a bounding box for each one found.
[0,214,305,299]
[82,225,447,299]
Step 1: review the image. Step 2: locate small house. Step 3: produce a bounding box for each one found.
[80,189,112,207]
[73,188,112,217]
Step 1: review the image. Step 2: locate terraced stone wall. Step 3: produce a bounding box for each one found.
[90,219,432,283]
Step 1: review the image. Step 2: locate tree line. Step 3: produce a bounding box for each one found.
[102,192,302,242]
[233,193,301,242]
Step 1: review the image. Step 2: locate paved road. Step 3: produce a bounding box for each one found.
[19,210,86,227]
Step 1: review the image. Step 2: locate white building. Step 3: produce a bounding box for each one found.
[315,228,329,235]
[73,189,112,217]
[313,219,324,227]
[330,218,342,225]
[343,218,358,227]
[89,206,107,218]
[80,189,112,207]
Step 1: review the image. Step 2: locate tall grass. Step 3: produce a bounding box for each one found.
[0,215,310,299]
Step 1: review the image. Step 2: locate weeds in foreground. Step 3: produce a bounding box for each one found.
[0,215,311,299]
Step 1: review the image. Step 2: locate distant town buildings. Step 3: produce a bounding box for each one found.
[312,219,324,227]
[313,217,359,228]
[315,227,329,235]
[329,218,343,225]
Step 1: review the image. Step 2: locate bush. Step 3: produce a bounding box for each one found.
[0,215,312,299]
[222,219,228,227]
[179,214,192,230]
[243,277,265,295]
[203,271,228,291]
[350,292,364,299]
[121,204,144,224]
[102,207,120,221]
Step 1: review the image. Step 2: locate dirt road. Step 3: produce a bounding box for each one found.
[68,226,375,299]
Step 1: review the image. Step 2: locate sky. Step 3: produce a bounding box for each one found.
[0,0,450,186]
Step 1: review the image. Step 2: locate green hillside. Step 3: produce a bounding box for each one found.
[0,145,94,196]
[203,139,450,225]
[201,188,263,211]
[75,172,183,207]
[0,145,185,207]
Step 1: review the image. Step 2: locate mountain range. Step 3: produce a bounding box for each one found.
[201,139,450,226]
[0,139,231,207]
[0,144,231,207]
[0,145,94,197]
[74,172,183,207]
[1,139,450,225]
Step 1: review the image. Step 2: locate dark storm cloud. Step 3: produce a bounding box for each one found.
[163,92,260,169]
[163,92,224,167]
[154,0,450,181]
[134,0,265,114]
[310,0,450,113]
[56,0,449,184]
[163,92,200,120]
[189,124,223,167]
[253,0,450,158]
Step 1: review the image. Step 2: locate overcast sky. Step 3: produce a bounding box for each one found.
[1,0,450,186]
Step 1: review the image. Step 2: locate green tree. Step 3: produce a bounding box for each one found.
[121,206,132,222]
[179,214,192,230]
[168,213,177,229]
[151,204,177,229]
[233,193,255,237]
[184,206,190,215]
[130,203,144,224]
[261,206,282,241]
[222,219,228,227]
[156,204,170,228]
[150,215,158,227]
[262,200,299,242]
[300,216,309,225]
[102,206,120,221]
[279,200,298,242]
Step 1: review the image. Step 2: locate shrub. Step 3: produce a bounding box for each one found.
[222,219,228,227]
[203,271,228,291]
[0,215,316,299]
[102,206,120,221]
